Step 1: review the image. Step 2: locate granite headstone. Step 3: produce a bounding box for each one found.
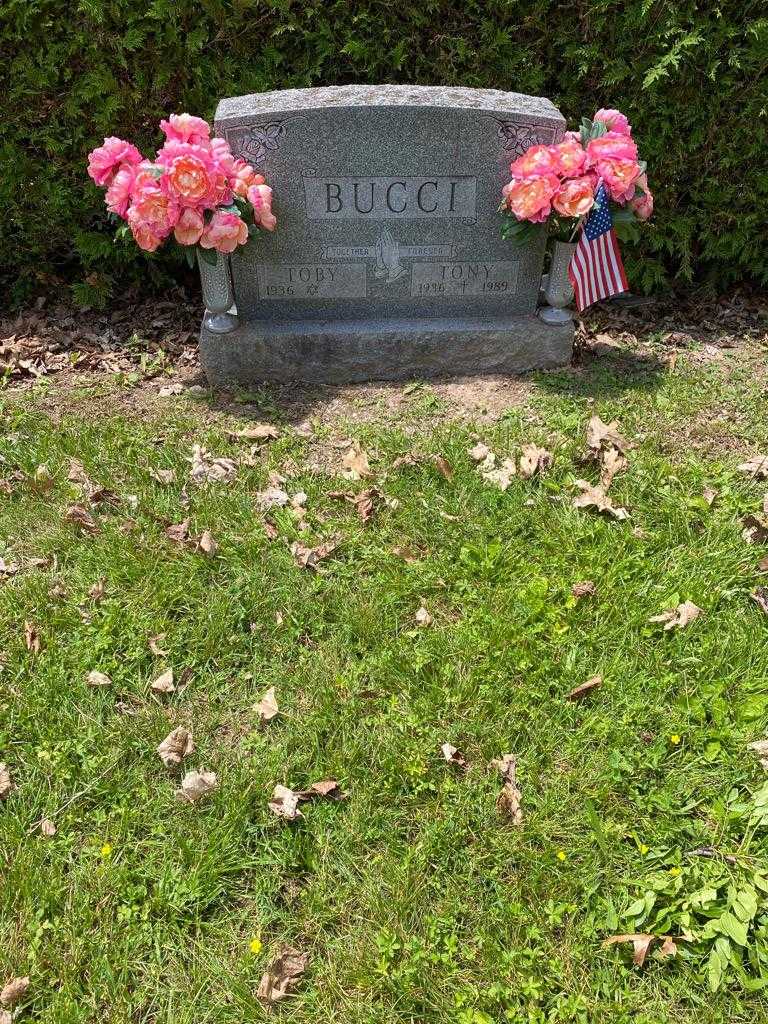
[200,85,573,384]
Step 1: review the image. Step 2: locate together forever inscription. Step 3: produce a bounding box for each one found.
[200,85,573,383]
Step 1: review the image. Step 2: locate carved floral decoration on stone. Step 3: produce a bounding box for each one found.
[87,113,277,262]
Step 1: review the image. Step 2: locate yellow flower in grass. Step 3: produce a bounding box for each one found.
[669,734,681,745]
[640,843,650,855]
[669,867,681,877]
[556,850,567,862]
[249,936,263,955]
[100,842,113,858]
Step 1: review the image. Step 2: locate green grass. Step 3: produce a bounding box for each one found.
[3,341,768,1023]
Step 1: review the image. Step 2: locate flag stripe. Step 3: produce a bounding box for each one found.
[567,184,628,312]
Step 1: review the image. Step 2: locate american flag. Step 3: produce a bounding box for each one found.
[568,182,628,311]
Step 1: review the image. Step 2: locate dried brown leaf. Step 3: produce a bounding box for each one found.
[86,670,112,688]
[150,468,176,486]
[257,486,290,511]
[492,753,523,825]
[151,668,175,693]
[40,818,56,837]
[751,587,768,615]
[415,604,433,627]
[268,784,303,821]
[149,634,168,657]
[518,444,554,480]
[354,487,383,523]
[24,620,40,654]
[567,675,602,701]
[648,601,702,630]
[175,769,217,803]
[0,763,13,800]
[189,445,237,486]
[0,558,20,577]
[165,519,190,543]
[738,456,768,480]
[88,578,106,602]
[197,530,218,557]
[157,727,194,767]
[64,503,99,533]
[702,486,718,506]
[748,738,768,770]
[571,580,596,599]
[341,444,372,481]
[256,686,279,725]
[599,446,627,489]
[227,423,280,442]
[586,415,627,455]
[759,556,768,572]
[468,442,491,463]
[297,779,346,801]
[572,481,629,520]
[432,455,454,482]
[290,539,338,570]
[603,933,679,967]
[256,947,308,1006]
[440,742,468,770]
[479,453,516,491]
[0,977,29,1008]
[742,514,768,545]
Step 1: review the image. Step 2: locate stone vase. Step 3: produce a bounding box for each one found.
[538,240,576,324]
[197,250,237,334]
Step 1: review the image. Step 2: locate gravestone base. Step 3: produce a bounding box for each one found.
[199,315,573,385]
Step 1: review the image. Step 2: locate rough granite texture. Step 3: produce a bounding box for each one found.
[200,316,573,384]
[201,84,571,384]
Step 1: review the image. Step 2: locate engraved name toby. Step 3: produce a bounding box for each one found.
[303,176,477,219]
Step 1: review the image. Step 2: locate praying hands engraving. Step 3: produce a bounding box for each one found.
[374,227,407,283]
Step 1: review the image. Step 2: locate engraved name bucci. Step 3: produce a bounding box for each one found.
[303,176,477,220]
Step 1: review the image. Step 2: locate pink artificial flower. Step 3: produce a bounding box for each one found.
[631,173,654,221]
[593,108,631,136]
[199,210,249,253]
[549,138,587,178]
[552,175,596,218]
[87,137,142,187]
[174,207,205,245]
[127,182,179,237]
[127,219,163,252]
[104,163,137,218]
[159,113,211,146]
[209,137,237,176]
[585,131,638,167]
[502,175,559,223]
[247,183,277,231]
[509,144,558,179]
[598,157,642,203]
[156,142,217,206]
[232,160,263,198]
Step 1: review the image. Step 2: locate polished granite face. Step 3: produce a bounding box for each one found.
[201,85,571,383]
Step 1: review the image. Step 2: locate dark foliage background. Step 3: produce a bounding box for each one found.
[2,0,767,304]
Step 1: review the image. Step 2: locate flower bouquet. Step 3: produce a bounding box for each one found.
[500,108,652,315]
[87,113,276,265]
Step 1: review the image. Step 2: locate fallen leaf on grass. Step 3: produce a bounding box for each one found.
[0,764,14,800]
[518,444,553,480]
[88,578,106,602]
[738,456,768,480]
[24,621,40,654]
[157,727,194,767]
[751,588,768,615]
[67,458,118,506]
[175,769,217,803]
[297,779,346,800]
[151,668,175,693]
[290,539,338,570]
[440,743,468,770]
[572,481,629,520]
[567,675,602,701]
[0,558,20,577]
[189,445,237,486]
[432,455,454,482]
[492,753,523,825]
[149,634,168,657]
[149,468,176,486]
[748,738,768,770]
[341,443,372,481]
[227,423,280,442]
[257,486,290,511]
[649,601,702,630]
[197,530,218,557]
[40,818,56,837]
[415,604,433,627]
[0,976,30,1008]
[256,946,308,1006]
[571,580,596,599]
[468,442,491,462]
[86,670,112,688]
[599,445,627,489]
[760,556,768,572]
[742,514,768,545]
[64,503,99,534]
[256,686,279,726]
[31,464,54,493]
[603,933,678,967]
[479,453,517,491]
[586,415,628,455]
[268,784,303,821]
[702,485,718,506]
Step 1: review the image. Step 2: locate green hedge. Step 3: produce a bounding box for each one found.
[2,1,767,303]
